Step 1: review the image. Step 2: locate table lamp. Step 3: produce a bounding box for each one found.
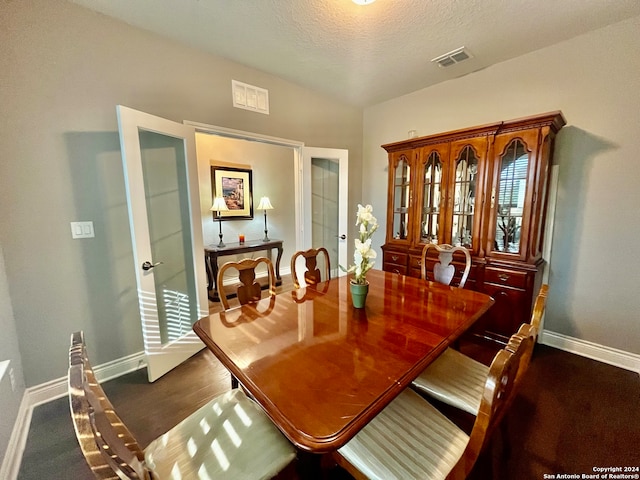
[210,196,229,247]
[257,196,274,242]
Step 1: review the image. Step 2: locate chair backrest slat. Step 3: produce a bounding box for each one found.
[68,332,149,480]
[290,247,331,289]
[217,257,276,310]
[507,285,548,388]
[450,325,532,478]
[530,284,549,339]
[457,291,546,475]
[421,243,471,288]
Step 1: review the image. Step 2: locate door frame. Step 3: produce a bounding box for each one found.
[184,122,350,274]
[184,121,307,252]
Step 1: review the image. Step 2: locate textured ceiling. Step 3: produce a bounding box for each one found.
[69,0,640,107]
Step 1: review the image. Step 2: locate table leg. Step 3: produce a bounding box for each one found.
[295,451,324,480]
[274,244,283,285]
[205,252,213,290]
[209,252,221,302]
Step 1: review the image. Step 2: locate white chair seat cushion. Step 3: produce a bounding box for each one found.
[412,347,489,415]
[144,389,296,480]
[338,388,469,480]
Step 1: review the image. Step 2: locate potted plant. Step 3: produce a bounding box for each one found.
[342,204,378,308]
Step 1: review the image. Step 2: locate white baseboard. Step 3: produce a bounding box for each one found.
[29,350,146,407]
[0,393,31,480]
[0,351,146,480]
[540,330,640,374]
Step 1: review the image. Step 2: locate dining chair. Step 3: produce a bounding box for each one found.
[421,243,472,288]
[68,331,296,480]
[217,257,277,388]
[290,247,331,288]
[528,283,548,341]
[411,284,548,415]
[217,256,276,310]
[333,329,527,480]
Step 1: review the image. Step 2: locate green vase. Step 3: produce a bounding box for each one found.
[350,281,369,308]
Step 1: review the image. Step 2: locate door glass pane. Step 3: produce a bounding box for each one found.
[392,155,410,240]
[494,139,528,253]
[311,157,338,276]
[451,146,478,248]
[139,130,198,345]
[420,151,442,243]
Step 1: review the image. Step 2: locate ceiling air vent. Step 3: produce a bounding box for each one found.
[431,47,472,68]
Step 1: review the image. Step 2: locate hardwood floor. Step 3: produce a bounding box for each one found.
[16,283,640,479]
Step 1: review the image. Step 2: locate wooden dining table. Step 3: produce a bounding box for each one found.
[193,269,494,454]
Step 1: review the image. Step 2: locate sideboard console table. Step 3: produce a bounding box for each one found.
[205,239,283,302]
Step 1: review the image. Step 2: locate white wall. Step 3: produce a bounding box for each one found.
[363,15,640,354]
[0,246,25,468]
[0,0,362,392]
[195,134,298,264]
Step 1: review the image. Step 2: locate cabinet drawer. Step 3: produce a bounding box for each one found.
[408,267,422,279]
[384,262,407,275]
[408,254,424,270]
[485,267,527,289]
[384,251,408,266]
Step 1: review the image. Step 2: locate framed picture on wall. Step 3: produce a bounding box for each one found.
[211,166,254,220]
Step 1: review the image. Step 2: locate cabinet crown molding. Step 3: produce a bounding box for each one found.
[382,111,566,153]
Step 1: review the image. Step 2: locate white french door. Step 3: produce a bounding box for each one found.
[301,147,349,277]
[117,106,208,382]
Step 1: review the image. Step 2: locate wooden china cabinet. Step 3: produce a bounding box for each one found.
[381,111,565,346]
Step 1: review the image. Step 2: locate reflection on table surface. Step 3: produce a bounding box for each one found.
[194,269,494,452]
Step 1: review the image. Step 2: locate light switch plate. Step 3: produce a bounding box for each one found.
[70,221,95,239]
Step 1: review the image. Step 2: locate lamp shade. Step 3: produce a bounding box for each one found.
[210,196,229,212]
[257,196,274,210]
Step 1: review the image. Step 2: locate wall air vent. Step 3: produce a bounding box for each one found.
[431,47,472,68]
[232,80,269,114]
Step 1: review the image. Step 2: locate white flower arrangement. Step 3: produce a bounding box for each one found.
[342,204,378,285]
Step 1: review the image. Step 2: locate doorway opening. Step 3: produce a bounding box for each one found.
[186,121,349,282]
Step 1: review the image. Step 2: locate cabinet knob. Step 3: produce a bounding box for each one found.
[392,255,399,261]
[498,273,510,282]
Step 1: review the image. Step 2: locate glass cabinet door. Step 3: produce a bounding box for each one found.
[443,136,488,255]
[494,139,528,253]
[451,145,478,248]
[487,129,539,260]
[391,153,411,241]
[417,145,448,244]
[450,145,479,249]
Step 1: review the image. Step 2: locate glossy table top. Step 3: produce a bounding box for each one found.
[193,269,494,453]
